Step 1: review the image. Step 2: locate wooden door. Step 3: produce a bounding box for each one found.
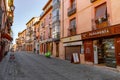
[115,38,120,65]
[56,43,59,57]
[84,40,94,62]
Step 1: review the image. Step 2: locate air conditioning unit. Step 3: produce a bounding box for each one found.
[90,0,97,3]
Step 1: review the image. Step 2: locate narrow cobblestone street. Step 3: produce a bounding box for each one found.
[0,52,120,80]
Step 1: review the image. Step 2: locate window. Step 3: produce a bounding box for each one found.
[68,18,76,36]
[70,0,75,6]
[70,18,76,28]
[95,3,108,29]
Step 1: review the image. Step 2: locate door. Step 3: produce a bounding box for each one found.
[65,46,80,61]
[84,40,94,62]
[93,40,98,64]
[115,38,120,66]
[56,43,59,57]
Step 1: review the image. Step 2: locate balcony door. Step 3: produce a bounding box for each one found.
[95,3,108,29]
[68,18,76,36]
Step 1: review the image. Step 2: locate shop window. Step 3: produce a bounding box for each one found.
[95,3,108,29]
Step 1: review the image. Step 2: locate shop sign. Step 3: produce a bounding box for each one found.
[62,35,82,43]
[82,28,110,39]
[82,24,120,40]
[63,41,82,46]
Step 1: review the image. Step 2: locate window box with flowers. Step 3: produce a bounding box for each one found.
[95,15,108,24]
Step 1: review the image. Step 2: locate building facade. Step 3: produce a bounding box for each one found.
[52,0,61,58]
[26,17,39,52]
[0,0,15,61]
[33,17,40,54]
[60,0,120,69]
[80,0,120,69]
[39,0,53,55]
[60,0,84,61]
[17,29,26,51]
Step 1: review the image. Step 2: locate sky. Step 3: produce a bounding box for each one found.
[12,0,48,44]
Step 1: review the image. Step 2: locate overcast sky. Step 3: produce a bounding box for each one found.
[12,0,48,44]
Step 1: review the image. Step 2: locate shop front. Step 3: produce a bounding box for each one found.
[40,40,46,55]
[82,24,120,68]
[0,33,13,61]
[46,38,53,55]
[62,35,83,62]
[65,44,81,61]
[52,40,60,57]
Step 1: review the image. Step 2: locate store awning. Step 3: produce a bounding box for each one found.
[2,33,13,41]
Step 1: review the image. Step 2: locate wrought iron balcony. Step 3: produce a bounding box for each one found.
[68,3,76,16]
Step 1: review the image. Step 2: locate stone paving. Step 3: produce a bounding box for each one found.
[0,52,120,80]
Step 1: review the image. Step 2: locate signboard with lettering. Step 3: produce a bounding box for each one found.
[62,35,82,43]
[81,24,120,40]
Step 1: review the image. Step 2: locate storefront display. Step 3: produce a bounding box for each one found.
[93,39,116,68]
[103,39,116,68]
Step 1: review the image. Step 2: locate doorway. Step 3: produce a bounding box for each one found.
[94,38,117,68]
[56,43,59,57]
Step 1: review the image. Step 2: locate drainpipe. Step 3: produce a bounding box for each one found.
[62,0,64,38]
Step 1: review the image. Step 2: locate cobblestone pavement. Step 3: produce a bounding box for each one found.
[0,52,120,80]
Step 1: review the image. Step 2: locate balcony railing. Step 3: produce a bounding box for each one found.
[92,16,109,30]
[68,3,76,16]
